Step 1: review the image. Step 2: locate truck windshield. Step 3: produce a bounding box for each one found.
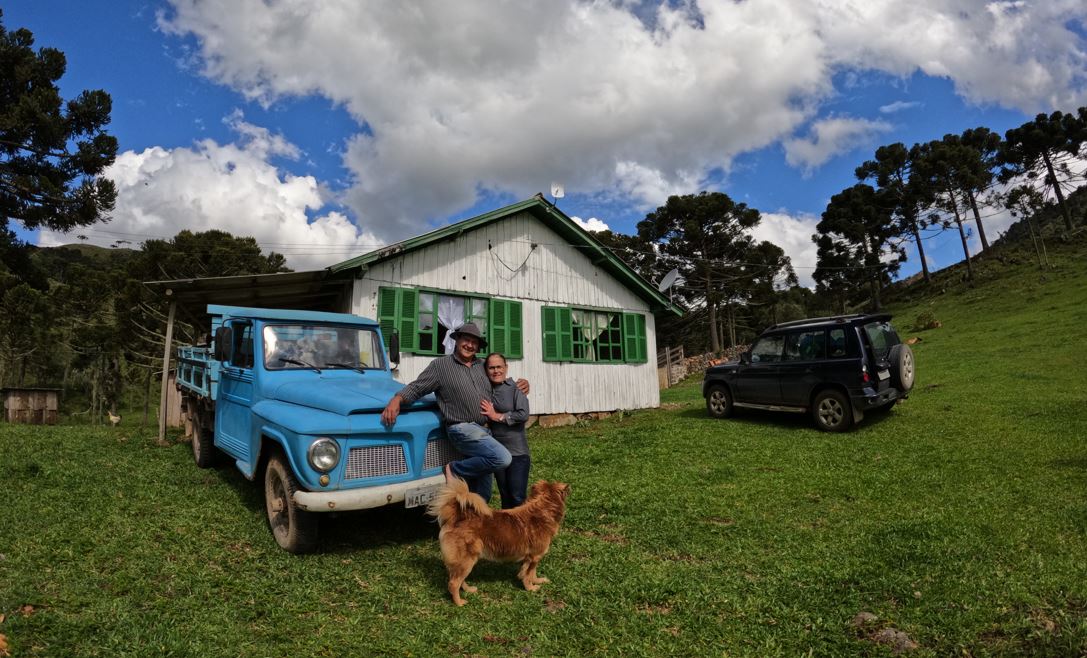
[263,325,386,371]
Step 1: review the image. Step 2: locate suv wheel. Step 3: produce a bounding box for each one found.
[888,344,915,392]
[705,384,733,419]
[812,390,852,432]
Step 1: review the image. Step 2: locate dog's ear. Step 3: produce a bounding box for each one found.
[558,482,570,500]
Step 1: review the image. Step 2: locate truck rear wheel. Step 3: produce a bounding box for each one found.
[264,453,318,554]
[191,418,218,468]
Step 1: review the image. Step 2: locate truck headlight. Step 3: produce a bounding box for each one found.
[307,438,340,473]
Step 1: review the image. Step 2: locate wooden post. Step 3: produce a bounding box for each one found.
[665,345,675,387]
[158,297,176,445]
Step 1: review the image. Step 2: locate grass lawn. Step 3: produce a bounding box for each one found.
[2,242,1086,656]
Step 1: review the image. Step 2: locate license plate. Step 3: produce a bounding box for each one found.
[877,369,890,381]
[404,484,440,508]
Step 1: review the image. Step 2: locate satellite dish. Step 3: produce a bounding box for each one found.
[550,183,565,199]
[658,268,679,292]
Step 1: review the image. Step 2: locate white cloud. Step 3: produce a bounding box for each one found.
[39,118,382,271]
[879,100,922,114]
[783,117,894,176]
[156,0,1087,239]
[751,211,821,288]
[571,216,610,233]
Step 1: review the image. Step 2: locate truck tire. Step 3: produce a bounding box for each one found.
[191,418,218,468]
[888,344,915,392]
[812,389,853,432]
[705,384,734,419]
[264,453,318,554]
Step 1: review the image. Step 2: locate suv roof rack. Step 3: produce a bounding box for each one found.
[767,313,892,331]
[768,314,867,330]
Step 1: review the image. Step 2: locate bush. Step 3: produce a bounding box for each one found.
[913,310,942,331]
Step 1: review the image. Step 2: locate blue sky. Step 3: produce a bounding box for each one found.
[6,1,1086,286]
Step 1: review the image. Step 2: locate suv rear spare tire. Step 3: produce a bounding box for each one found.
[889,343,915,392]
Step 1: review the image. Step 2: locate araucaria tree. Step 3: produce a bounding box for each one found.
[637,192,763,353]
[855,143,935,285]
[813,184,901,312]
[0,9,117,237]
[999,110,1086,232]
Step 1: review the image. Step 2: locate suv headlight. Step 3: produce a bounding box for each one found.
[307,438,341,473]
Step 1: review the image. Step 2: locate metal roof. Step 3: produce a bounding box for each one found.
[330,195,683,316]
[143,269,355,327]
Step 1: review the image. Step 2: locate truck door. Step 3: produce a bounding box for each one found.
[216,320,255,466]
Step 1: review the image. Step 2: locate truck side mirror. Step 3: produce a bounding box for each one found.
[740,351,752,365]
[389,332,400,368]
[214,326,233,361]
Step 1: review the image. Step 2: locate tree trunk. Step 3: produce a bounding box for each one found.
[144,368,152,426]
[1041,150,1074,232]
[966,191,990,252]
[707,276,720,353]
[946,185,974,281]
[909,214,931,284]
[859,237,882,312]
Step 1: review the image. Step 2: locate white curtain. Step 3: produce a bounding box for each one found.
[574,311,607,361]
[438,296,466,354]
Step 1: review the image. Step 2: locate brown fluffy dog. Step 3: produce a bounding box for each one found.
[427,478,570,606]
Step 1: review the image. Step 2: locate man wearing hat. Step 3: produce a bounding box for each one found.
[380,322,527,500]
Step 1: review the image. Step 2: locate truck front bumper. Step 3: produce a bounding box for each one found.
[293,473,446,512]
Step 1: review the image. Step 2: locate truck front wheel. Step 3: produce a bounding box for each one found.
[264,453,318,554]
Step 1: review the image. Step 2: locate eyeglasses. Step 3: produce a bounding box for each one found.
[486,365,505,370]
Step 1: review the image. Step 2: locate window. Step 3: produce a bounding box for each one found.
[542,306,648,364]
[750,335,784,363]
[378,287,522,358]
[229,322,254,368]
[263,324,386,370]
[784,330,825,361]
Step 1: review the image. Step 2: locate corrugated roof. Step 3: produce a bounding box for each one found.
[330,195,682,315]
[143,270,354,326]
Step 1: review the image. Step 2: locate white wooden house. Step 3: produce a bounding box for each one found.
[329,195,681,415]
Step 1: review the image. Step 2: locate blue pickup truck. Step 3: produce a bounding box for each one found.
[176,305,451,553]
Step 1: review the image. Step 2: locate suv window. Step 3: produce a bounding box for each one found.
[750,335,784,363]
[863,321,900,361]
[827,328,852,358]
[784,330,825,361]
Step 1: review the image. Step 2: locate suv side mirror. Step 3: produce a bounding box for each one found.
[739,351,751,365]
[213,326,233,361]
[388,332,400,368]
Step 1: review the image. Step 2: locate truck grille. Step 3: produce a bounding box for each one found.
[424,438,460,470]
[345,445,407,480]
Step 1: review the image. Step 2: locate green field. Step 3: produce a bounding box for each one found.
[2,242,1086,656]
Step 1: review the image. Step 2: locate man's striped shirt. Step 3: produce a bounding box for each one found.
[397,355,490,425]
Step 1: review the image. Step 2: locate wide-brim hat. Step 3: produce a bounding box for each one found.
[449,322,487,350]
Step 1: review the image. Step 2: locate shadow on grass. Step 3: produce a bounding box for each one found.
[672,402,900,431]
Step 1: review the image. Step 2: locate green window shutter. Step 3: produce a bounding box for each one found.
[507,300,522,359]
[489,298,507,355]
[488,298,524,359]
[623,312,648,363]
[378,286,420,352]
[398,288,419,352]
[542,306,573,362]
[377,287,399,350]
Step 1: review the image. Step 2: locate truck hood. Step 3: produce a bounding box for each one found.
[269,376,436,416]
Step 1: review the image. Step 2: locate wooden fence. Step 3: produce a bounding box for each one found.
[657,345,686,389]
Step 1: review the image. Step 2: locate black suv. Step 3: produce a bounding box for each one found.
[702,314,915,431]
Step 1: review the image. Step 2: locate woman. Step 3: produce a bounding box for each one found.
[480,352,531,508]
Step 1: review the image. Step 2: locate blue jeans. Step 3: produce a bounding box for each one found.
[445,422,512,501]
[494,454,531,508]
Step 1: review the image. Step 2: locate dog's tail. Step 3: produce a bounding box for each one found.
[426,476,492,527]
